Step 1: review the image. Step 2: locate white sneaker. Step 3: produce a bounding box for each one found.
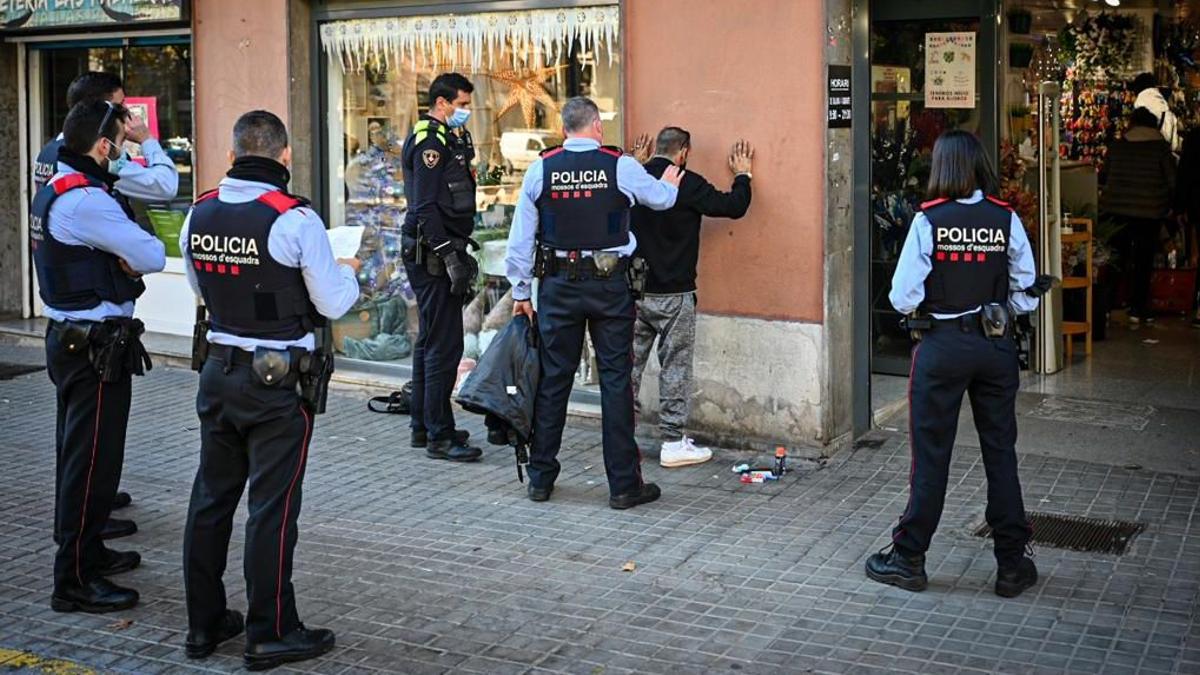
[660,437,713,468]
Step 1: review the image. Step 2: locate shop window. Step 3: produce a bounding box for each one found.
[39,41,195,255]
[320,6,620,368]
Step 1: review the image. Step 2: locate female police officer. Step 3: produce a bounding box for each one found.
[866,130,1042,598]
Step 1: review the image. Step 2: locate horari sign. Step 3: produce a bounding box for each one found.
[1,0,187,33]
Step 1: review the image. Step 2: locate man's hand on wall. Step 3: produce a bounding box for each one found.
[729,140,754,176]
[631,133,652,164]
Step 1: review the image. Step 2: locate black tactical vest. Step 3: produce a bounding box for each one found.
[535,146,629,250]
[920,196,1012,315]
[30,173,146,311]
[33,137,62,194]
[188,189,319,340]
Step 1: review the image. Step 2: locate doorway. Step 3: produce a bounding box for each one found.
[852,0,1001,432]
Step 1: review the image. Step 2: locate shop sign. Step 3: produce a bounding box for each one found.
[0,0,188,33]
[827,65,852,129]
[925,31,976,109]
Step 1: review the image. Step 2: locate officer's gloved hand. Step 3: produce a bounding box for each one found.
[1025,274,1056,297]
[440,249,474,295]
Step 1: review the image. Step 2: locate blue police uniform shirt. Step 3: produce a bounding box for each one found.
[42,164,168,323]
[506,137,680,301]
[42,132,179,202]
[889,190,1039,318]
[180,177,360,352]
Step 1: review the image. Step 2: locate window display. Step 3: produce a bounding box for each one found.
[320,6,621,365]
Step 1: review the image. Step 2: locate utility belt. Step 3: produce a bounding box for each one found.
[901,303,1012,341]
[192,306,333,414]
[401,233,479,277]
[533,247,649,299]
[49,317,152,383]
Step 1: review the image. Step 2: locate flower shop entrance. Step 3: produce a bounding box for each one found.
[851,0,1000,430]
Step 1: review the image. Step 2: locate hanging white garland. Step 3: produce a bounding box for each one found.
[320,5,620,73]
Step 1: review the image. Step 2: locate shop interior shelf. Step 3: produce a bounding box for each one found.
[1061,277,1090,290]
[1062,321,1090,336]
[1062,232,1092,245]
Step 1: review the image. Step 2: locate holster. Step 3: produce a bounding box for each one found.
[298,344,334,415]
[981,303,1011,339]
[90,318,152,383]
[900,313,933,342]
[191,305,211,372]
[250,347,297,388]
[53,321,95,355]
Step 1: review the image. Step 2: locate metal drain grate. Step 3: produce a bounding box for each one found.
[0,363,45,380]
[974,512,1145,555]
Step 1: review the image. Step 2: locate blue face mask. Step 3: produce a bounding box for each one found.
[448,107,471,128]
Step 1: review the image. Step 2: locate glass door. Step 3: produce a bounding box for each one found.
[867,0,998,376]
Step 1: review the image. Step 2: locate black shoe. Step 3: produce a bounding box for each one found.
[609,482,662,510]
[426,439,482,462]
[101,517,137,540]
[527,484,553,502]
[186,609,245,659]
[112,491,132,510]
[411,429,470,448]
[244,625,335,671]
[96,549,141,577]
[51,578,139,613]
[995,556,1038,598]
[488,427,509,446]
[865,546,928,592]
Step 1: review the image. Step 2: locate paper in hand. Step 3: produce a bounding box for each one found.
[327,226,364,259]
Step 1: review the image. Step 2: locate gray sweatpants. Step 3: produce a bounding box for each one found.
[632,292,696,438]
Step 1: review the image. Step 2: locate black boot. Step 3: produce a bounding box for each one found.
[527,483,553,502]
[609,483,661,510]
[51,578,139,613]
[995,556,1038,598]
[111,491,132,510]
[865,546,928,592]
[426,439,482,462]
[488,427,510,446]
[244,625,335,671]
[186,609,245,659]
[101,517,138,540]
[411,428,469,448]
[96,548,141,577]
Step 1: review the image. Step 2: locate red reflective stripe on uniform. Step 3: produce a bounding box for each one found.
[204,263,213,272]
[257,190,301,215]
[598,147,623,158]
[573,191,581,199]
[551,192,560,200]
[76,383,104,585]
[985,195,1013,210]
[977,253,987,263]
[921,197,950,210]
[965,253,974,262]
[585,190,593,198]
[217,264,226,274]
[231,265,240,276]
[194,261,202,270]
[541,147,566,159]
[276,406,312,638]
[936,252,946,262]
[52,173,93,196]
[193,189,219,205]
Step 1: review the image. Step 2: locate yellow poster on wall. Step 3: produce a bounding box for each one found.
[925,32,976,109]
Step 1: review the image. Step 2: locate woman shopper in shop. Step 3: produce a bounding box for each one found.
[1100,107,1178,324]
[868,130,1043,598]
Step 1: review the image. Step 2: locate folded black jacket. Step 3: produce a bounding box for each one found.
[455,315,540,445]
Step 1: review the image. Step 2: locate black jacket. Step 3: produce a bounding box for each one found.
[455,315,540,445]
[631,157,752,294]
[1177,130,1200,222]
[1100,127,1177,220]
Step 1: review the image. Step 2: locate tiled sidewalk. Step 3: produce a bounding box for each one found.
[0,345,1197,674]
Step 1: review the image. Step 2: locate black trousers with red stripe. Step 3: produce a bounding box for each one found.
[529,271,644,496]
[47,326,131,592]
[892,323,1032,568]
[183,353,313,644]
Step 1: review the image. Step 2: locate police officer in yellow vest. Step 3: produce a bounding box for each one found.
[400,73,483,462]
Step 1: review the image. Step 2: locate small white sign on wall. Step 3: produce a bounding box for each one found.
[925,32,976,109]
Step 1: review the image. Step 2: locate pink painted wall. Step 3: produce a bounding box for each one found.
[625,0,826,322]
[193,0,291,191]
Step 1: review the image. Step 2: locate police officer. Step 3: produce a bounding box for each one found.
[400,72,483,462]
[35,71,179,541]
[35,100,166,613]
[179,111,360,670]
[866,130,1044,598]
[506,97,683,509]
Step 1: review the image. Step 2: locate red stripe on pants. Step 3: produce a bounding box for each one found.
[276,406,312,638]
